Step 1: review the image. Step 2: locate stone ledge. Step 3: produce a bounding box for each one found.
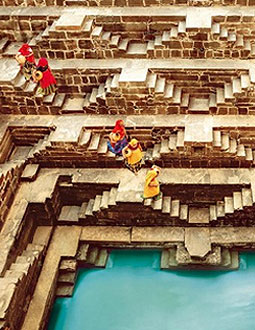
[131,227,184,242]
[80,226,131,242]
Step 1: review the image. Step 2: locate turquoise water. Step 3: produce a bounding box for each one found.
[48,250,255,330]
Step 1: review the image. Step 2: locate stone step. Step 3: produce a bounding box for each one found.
[117,38,129,51]
[235,35,244,48]
[241,188,253,207]
[91,26,103,38]
[228,31,236,42]
[188,97,209,113]
[176,130,184,149]
[109,35,121,48]
[169,133,177,151]
[229,138,237,154]
[172,86,181,104]
[154,35,163,48]
[152,196,163,211]
[56,284,74,297]
[76,243,90,261]
[144,198,153,207]
[170,200,180,217]
[209,205,217,221]
[52,93,66,108]
[221,133,230,151]
[89,88,98,104]
[245,147,253,161]
[180,204,188,221]
[232,78,242,95]
[170,27,178,38]
[146,73,157,90]
[216,88,225,104]
[127,42,147,56]
[92,195,102,213]
[58,272,76,284]
[59,259,77,273]
[100,191,110,210]
[233,191,243,210]
[43,93,56,104]
[213,131,221,148]
[164,83,174,99]
[160,139,170,155]
[97,137,108,154]
[152,143,161,159]
[88,133,101,151]
[108,187,118,206]
[155,77,166,94]
[181,93,189,108]
[95,248,108,267]
[240,74,250,89]
[162,196,171,214]
[62,97,84,112]
[178,21,186,34]
[244,39,251,51]
[220,27,228,40]
[188,207,209,224]
[216,201,225,218]
[86,247,99,264]
[79,202,88,219]
[58,205,80,222]
[237,144,246,157]
[85,199,95,216]
[102,31,111,43]
[224,83,234,100]
[224,196,234,214]
[209,93,216,109]
[0,37,9,53]
[14,73,27,89]
[211,22,220,35]
[79,129,92,146]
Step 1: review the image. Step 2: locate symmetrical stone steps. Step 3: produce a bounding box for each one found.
[3,12,255,60]
[161,245,239,270]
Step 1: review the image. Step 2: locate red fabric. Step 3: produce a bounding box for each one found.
[37,58,56,89]
[18,44,35,64]
[112,120,126,140]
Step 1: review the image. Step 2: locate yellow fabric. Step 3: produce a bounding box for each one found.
[126,146,143,165]
[143,169,160,198]
[126,139,143,165]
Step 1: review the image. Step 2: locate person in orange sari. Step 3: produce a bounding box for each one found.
[142,165,162,200]
[122,138,143,174]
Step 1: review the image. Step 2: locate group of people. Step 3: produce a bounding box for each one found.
[15,43,56,96]
[16,44,161,201]
[108,120,162,201]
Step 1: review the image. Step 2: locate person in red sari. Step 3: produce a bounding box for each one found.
[15,44,36,81]
[33,58,56,96]
[107,120,128,155]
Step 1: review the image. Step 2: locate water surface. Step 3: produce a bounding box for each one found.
[48,250,255,330]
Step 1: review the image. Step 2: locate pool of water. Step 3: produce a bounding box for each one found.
[48,250,255,330]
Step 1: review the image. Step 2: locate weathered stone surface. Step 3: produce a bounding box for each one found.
[188,207,210,224]
[211,227,255,244]
[185,228,211,258]
[22,226,81,330]
[132,227,184,242]
[81,226,131,242]
[21,164,40,181]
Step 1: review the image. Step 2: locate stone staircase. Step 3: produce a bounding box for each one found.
[161,245,239,270]
[0,226,51,329]
[58,187,118,223]
[56,244,109,297]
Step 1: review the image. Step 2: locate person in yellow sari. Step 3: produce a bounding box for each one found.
[142,165,162,200]
[122,138,144,174]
